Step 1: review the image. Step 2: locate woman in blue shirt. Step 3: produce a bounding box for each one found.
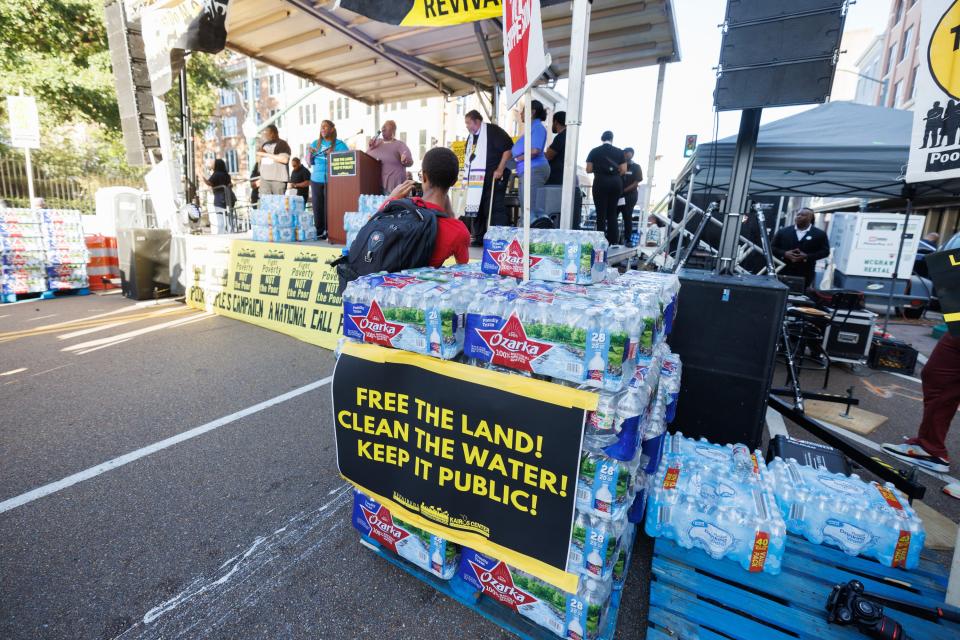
[511,100,551,224]
[308,119,349,240]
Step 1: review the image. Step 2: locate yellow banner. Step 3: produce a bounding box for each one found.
[185,236,344,350]
[400,0,501,26]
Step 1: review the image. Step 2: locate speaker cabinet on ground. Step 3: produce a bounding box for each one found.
[117,228,171,301]
[667,270,787,449]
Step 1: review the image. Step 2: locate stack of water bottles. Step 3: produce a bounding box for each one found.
[41,209,89,291]
[344,194,388,248]
[645,433,788,574]
[251,195,315,242]
[352,490,460,579]
[767,458,925,569]
[481,227,609,284]
[0,208,48,297]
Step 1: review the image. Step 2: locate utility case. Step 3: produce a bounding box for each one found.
[821,308,877,363]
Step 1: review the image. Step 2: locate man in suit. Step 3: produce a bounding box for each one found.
[771,208,830,289]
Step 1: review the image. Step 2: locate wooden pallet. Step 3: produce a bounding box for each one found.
[360,536,625,640]
[1,287,89,303]
[647,534,959,640]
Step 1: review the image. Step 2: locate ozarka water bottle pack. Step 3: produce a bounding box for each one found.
[481,227,609,284]
[251,194,315,242]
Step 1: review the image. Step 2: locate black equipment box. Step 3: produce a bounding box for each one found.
[766,434,851,475]
[822,309,876,362]
[668,270,787,449]
[117,228,171,301]
[869,338,918,376]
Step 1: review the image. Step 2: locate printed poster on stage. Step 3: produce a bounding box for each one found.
[906,0,960,183]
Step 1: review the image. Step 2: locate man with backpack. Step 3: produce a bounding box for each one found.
[333,147,469,290]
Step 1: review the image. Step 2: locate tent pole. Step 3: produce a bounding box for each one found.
[559,0,591,230]
[644,60,667,215]
[881,194,912,335]
[523,93,532,281]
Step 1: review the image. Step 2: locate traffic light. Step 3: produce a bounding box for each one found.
[683,135,697,158]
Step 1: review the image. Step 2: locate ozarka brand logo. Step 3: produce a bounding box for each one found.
[379,275,418,289]
[475,312,553,372]
[487,239,542,278]
[359,504,410,551]
[349,300,404,346]
[468,560,536,610]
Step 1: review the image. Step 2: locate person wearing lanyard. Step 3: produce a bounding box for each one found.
[308,119,348,240]
[511,99,551,224]
[366,119,415,195]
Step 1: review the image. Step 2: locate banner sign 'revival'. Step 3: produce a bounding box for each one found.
[336,0,565,27]
[333,342,596,591]
[185,237,344,350]
[906,0,960,183]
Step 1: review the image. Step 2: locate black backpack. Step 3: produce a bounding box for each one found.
[332,198,438,293]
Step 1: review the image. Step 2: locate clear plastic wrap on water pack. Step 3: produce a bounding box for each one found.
[645,433,786,574]
[252,195,311,243]
[567,510,630,582]
[457,548,613,640]
[352,491,459,579]
[481,227,609,284]
[767,458,925,569]
[611,523,636,591]
[576,451,641,522]
[342,271,497,359]
[463,280,661,390]
[615,270,680,336]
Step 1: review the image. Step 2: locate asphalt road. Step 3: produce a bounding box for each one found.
[0,292,650,640]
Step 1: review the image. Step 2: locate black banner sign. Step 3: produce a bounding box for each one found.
[332,343,594,590]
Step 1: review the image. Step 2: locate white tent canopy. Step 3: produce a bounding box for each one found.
[224,0,681,105]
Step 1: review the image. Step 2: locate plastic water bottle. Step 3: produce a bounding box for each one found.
[565,577,612,640]
[584,392,620,449]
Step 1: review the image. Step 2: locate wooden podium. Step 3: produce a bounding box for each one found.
[326,150,382,245]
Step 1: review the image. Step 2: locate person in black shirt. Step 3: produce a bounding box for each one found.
[463,109,513,243]
[249,163,260,205]
[618,147,643,247]
[204,159,234,210]
[287,157,311,203]
[771,208,830,289]
[545,111,566,185]
[586,131,627,245]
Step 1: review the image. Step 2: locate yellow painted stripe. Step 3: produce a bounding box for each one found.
[944,311,960,323]
[352,482,580,593]
[341,341,599,411]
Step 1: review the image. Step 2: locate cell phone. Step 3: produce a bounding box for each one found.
[411,182,423,197]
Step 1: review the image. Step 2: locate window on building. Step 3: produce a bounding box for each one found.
[255,79,262,99]
[225,149,239,174]
[329,100,335,118]
[241,80,249,102]
[269,108,282,128]
[885,44,896,74]
[900,27,913,62]
[310,104,317,125]
[336,98,342,120]
[419,129,427,159]
[367,104,373,115]
[222,116,238,137]
[399,131,407,143]
[219,88,236,107]
[893,0,903,23]
[299,106,304,126]
[269,73,283,96]
[345,99,350,118]
[255,111,263,125]
[204,123,217,141]
[203,151,215,168]
[400,101,408,109]
[891,80,902,108]
[909,65,919,100]
[420,99,428,107]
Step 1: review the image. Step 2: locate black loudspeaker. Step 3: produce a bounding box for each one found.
[667,270,787,449]
[104,0,159,166]
[714,0,846,111]
[118,229,172,300]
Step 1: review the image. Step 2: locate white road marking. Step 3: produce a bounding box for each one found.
[27,314,57,321]
[62,313,214,353]
[765,407,788,438]
[0,314,9,319]
[29,364,74,377]
[57,306,187,340]
[884,371,922,384]
[74,338,134,355]
[29,299,181,332]
[815,420,960,485]
[0,367,27,376]
[0,376,333,514]
[115,485,352,639]
[917,352,929,366]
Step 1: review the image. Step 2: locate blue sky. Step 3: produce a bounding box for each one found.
[556,0,892,202]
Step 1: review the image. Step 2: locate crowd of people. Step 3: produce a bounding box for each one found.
[201,100,646,249]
